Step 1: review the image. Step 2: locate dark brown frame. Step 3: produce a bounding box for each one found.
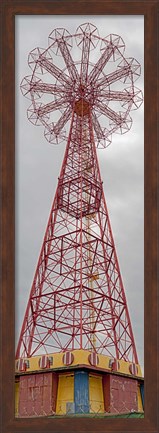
[1,0,158,432]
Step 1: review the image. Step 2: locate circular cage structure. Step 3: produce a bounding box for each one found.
[20,22,143,148]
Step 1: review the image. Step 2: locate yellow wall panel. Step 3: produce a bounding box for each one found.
[15,349,143,378]
[137,384,143,412]
[89,374,104,413]
[56,373,74,415]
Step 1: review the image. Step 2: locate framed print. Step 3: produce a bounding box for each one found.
[0,1,158,433]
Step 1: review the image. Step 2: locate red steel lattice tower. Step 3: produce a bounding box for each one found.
[16,23,143,363]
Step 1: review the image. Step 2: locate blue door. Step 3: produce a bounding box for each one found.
[140,383,144,409]
[74,371,89,413]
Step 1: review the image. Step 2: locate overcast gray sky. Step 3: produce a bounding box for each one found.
[15,15,144,372]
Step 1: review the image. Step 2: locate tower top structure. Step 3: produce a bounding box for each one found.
[20,22,143,148]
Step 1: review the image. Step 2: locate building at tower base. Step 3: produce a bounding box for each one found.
[15,349,144,417]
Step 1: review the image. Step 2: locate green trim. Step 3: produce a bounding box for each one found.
[48,411,144,419]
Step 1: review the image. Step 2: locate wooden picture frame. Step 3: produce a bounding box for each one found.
[1,1,158,432]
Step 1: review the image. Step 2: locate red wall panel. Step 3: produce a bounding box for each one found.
[18,372,58,417]
[103,374,138,414]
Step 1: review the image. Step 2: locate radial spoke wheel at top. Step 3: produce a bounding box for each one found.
[20,22,143,148]
[17,23,143,362]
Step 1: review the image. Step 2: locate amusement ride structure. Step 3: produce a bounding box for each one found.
[15,23,144,417]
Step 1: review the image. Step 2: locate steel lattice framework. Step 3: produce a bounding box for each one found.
[16,23,143,363]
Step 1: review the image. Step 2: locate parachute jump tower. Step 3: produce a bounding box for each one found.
[15,23,144,417]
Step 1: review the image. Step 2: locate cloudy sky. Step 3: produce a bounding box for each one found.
[15,15,144,371]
